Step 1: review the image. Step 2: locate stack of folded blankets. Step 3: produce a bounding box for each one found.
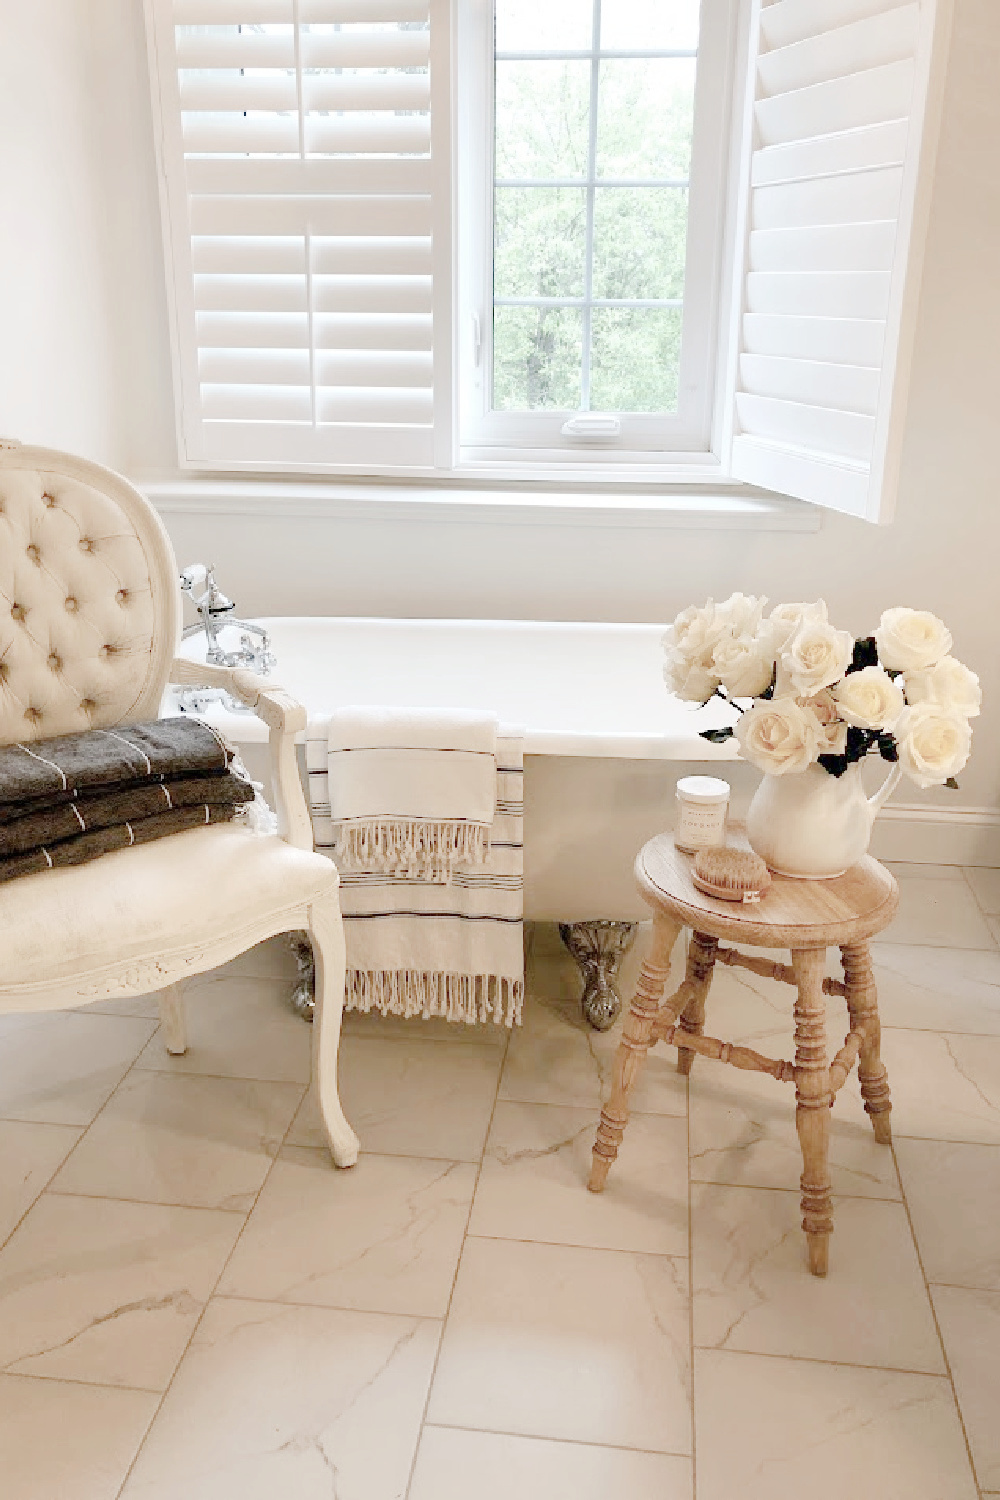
[307,707,524,1027]
[0,718,255,884]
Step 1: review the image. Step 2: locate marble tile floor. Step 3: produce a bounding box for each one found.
[1,862,999,1499]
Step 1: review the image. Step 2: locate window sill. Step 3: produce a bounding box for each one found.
[137,476,820,533]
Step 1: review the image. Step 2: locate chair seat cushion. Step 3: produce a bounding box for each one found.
[0,825,338,995]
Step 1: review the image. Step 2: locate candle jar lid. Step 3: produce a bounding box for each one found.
[676,775,730,804]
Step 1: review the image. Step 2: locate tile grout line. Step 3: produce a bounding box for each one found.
[111,1008,311,1499]
[891,1136,985,1499]
[0,1123,87,1256]
[686,1060,698,1500]
[6,1010,165,1255]
[960,865,1000,957]
[420,1417,692,1460]
[401,1006,514,1500]
[689,1342,968,1380]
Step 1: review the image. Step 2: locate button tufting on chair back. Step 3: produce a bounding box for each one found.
[0,446,181,744]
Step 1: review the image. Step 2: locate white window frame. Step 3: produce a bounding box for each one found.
[144,0,955,525]
[457,0,741,466]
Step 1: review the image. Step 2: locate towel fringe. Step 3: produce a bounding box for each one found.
[346,968,523,1028]
[336,818,491,883]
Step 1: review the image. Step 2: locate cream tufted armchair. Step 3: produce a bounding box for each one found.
[0,442,358,1167]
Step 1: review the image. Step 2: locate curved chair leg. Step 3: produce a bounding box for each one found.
[589,914,683,1192]
[676,930,718,1076]
[307,892,360,1169]
[792,947,834,1277]
[841,942,892,1145]
[157,983,187,1055]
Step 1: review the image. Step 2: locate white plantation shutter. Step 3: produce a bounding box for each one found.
[725,0,955,521]
[144,0,452,472]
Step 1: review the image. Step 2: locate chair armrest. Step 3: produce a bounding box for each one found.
[169,658,313,851]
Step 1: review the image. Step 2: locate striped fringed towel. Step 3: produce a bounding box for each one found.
[327,706,499,883]
[306,719,524,1028]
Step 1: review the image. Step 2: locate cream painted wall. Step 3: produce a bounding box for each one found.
[1,0,998,820]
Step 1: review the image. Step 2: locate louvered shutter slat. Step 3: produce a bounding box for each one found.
[727,0,954,521]
[751,120,909,188]
[760,0,910,51]
[746,271,890,319]
[755,60,915,146]
[739,355,881,413]
[757,4,919,95]
[145,0,450,470]
[742,313,887,365]
[749,222,898,275]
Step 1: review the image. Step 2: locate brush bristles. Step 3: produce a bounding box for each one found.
[692,846,771,902]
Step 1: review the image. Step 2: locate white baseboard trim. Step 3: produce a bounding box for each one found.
[870,802,1000,867]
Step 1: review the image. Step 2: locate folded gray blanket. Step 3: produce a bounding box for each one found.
[0,718,232,811]
[0,804,241,885]
[0,773,255,858]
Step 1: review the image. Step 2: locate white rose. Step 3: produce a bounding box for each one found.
[799,689,849,756]
[875,607,952,673]
[662,601,724,701]
[663,653,719,703]
[895,703,972,789]
[780,619,855,697]
[903,656,981,719]
[833,667,906,731]
[715,592,767,639]
[663,601,718,656]
[712,633,774,697]
[767,600,829,655]
[735,696,822,776]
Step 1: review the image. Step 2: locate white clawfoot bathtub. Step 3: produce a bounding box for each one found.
[174,617,752,920]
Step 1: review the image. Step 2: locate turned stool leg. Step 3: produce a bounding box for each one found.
[841,942,892,1145]
[676,931,718,1076]
[792,948,834,1277]
[589,914,683,1192]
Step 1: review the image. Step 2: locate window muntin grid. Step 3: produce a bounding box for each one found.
[492,0,699,415]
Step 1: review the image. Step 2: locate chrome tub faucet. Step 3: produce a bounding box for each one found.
[176,564,276,713]
[179,563,276,676]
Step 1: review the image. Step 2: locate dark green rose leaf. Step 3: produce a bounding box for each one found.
[945,776,960,790]
[845,636,879,675]
[699,727,735,743]
[818,752,850,777]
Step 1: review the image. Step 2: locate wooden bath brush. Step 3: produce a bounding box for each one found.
[691,846,771,903]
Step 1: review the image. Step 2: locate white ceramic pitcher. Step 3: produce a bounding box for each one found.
[746,760,903,879]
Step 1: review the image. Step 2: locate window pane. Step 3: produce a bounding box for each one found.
[493,306,583,409]
[591,187,688,300]
[495,61,591,179]
[589,307,682,413]
[590,307,683,411]
[494,187,587,299]
[495,0,594,53]
[597,59,696,179]
[600,0,700,51]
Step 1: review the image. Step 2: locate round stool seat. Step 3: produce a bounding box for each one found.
[636,829,899,950]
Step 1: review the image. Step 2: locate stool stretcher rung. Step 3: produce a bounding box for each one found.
[659,1023,796,1083]
[829,1027,867,1092]
[714,945,847,996]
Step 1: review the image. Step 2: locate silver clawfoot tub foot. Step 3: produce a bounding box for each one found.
[558,921,638,1031]
[288,930,315,1021]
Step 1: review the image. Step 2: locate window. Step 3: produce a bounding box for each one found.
[459,0,737,459]
[145,0,954,522]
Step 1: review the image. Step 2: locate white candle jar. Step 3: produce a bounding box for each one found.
[674,776,730,853]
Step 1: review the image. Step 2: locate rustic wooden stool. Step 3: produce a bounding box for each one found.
[589,832,900,1276]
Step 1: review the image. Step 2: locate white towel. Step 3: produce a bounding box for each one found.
[325,706,498,883]
[307,721,524,1027]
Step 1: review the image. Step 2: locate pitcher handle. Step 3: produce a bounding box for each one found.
[868,761,903,816]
